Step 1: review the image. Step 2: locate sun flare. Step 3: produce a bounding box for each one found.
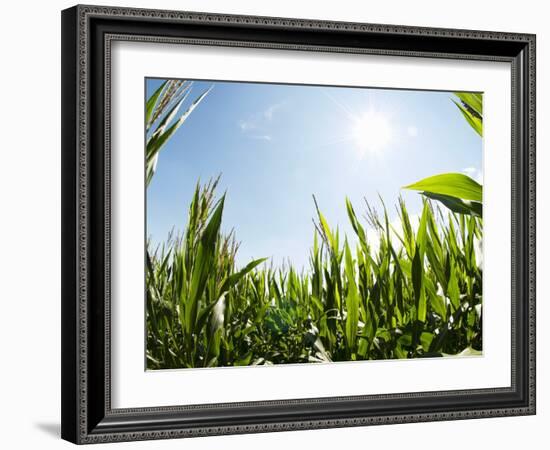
[352,111,393,156]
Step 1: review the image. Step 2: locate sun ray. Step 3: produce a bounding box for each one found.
[321,89,359,122]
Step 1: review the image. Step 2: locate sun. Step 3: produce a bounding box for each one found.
[352,111,393,156]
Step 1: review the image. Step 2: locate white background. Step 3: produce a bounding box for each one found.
[112,42,511,408]
[0,0,545,448]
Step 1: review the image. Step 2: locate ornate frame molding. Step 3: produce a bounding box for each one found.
[61,5,536,444]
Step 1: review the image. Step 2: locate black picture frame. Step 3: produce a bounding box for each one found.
[61,4,536,444]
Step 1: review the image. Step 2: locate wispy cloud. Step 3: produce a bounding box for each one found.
[263,103,283,120]
[250,135,272,141]
[239,119,256,132]
[238,101,285,141]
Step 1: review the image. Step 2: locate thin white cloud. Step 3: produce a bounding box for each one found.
[239,119,256,131]
[263,102,283,120]
[238,101,285,140]
[250,135,272,141]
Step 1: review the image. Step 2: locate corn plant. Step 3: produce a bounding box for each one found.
[404,92,483,217]
[146,177,267,369]
[146,80,211,186]
[147,180,482,368]
[453,92,483,137]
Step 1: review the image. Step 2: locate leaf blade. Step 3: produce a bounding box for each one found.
[403,173,482,202]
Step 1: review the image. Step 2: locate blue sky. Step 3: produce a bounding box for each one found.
[146,79,482,270]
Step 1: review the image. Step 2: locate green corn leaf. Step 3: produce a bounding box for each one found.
[453,99,483,136]
[219,258,267,295]
[445,256,460,312]
[185,195,225,335]
[344,241,359,352]
[416,201,429,258]
[146,90,204,163]
[420,332,434,352]
[403,173,482,202]
[454,92,483,117]
[426,241,446,293]
[234,352,254,366]
[430,289,447,320]
[319,211,336,253]
[397,197,415,259]
[345,197,367,247]
[412,245,426,323]
[146,86,212,186]
[422,192,482,217]
[145,80,167,129]
[149,92,189,139]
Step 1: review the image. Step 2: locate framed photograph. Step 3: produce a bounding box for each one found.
[61,5,536,444]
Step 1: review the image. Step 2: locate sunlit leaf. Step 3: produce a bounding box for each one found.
[404,173,482,202]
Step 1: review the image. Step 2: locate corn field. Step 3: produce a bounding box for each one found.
[146,178,482,369]
[145,80,483,369]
